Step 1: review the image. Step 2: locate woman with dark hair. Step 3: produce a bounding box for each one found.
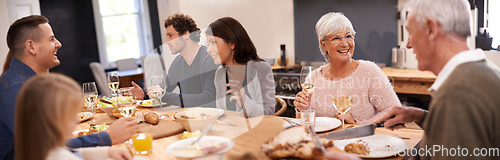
[205,17,275,117]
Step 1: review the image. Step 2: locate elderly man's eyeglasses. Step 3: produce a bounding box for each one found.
[322,35,355,44]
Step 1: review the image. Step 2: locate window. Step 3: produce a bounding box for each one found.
[487,0,499,49]
[92,0,154,69]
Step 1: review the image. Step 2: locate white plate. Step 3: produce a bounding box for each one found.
[166,136,234,158]
[183,108,225,117]
[137,99,167,108]
[78,112,93,122]
[335,134,410,158]
[282,117,341,132]
[72,129,89,138]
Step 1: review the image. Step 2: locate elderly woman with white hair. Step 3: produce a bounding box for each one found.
[294,12,401,125]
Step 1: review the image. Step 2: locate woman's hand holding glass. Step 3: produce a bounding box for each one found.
[299,66,316,111]
[294,90,313,112]
[226,79,246,108]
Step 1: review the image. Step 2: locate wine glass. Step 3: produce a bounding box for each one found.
[107,72,120,98]
[333,96,353,129]
[300,66,316,109]
[83,82,98,124]
[150,75,167,118]
[118,88,136,117]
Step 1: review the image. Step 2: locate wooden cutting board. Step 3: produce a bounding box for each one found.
[80,112,184,139]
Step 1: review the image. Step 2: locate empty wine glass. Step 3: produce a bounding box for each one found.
[300,66,316,109]
[150,75,167,118]
[83,82,98,124]
[107,72,120,98]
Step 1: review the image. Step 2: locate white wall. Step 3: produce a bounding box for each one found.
[157,0,295,65]
[485,50,500,68]
[0,0,41,73]
[0,0,10,72]
[397,0,478,69]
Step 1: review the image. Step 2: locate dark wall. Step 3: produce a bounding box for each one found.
[294,0,398,65]
[39,0,162,84]
[148,0,163,52]
[40,0,99,84]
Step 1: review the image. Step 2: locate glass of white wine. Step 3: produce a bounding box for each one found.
[150,75,167,118]
[300,66,316,109]
[83,82,98,124]
[107,72,120,98]
[333,96,353,129]
[118,88,136,117]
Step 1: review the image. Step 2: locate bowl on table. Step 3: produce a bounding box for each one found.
[98,96,136,117]
[174,108,224,132]
[98,102,118,116]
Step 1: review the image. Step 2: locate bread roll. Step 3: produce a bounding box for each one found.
[144,112,159,125]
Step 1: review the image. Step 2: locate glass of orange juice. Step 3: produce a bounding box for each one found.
[132,124,153,154]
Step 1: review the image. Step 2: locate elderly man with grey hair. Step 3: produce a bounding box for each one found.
[369,0,500,159]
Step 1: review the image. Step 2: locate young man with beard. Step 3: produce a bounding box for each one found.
[133,13,219,107]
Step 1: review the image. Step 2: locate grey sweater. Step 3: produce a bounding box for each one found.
[214,60,276,117]
[420,61,500,160]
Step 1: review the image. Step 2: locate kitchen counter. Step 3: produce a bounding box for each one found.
[271,64,301,70]
[381,67,436,95]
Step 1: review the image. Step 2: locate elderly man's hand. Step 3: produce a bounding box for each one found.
[373,105,426,131]
[106,117,139,144]
[294,90,313,113]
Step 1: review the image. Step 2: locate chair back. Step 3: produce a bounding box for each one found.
[89,62,112,97]
[143,53,165,88]
[116,58,138,71]
[273,97,287,116]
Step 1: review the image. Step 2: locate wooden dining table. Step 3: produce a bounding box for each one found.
[77,106,424,160]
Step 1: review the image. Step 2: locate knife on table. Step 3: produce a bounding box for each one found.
[191,123,214,145]
[319,122,404,140]
[217,120,237,126]
[282,117,300,127]
[307,125,328,155]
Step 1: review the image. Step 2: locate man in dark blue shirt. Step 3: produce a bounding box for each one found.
[0,15,137,160]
